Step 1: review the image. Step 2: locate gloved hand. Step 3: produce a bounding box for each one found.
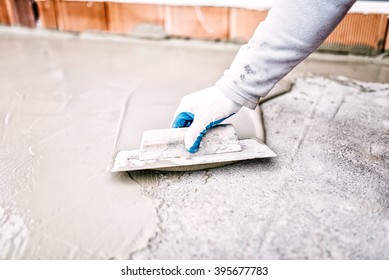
[172,86,242,153]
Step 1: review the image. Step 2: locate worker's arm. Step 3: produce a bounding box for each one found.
[172,0,356,153]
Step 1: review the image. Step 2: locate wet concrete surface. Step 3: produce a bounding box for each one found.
[0,28,388,259]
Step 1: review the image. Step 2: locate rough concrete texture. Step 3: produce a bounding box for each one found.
[132,76,389,259]
[0,28,388,259]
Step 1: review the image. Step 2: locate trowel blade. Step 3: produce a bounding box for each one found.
[138,124,242,161]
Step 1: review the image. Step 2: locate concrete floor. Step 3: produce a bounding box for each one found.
[0,28,388,259]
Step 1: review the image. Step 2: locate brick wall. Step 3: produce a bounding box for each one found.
[3,1,389,55]
[0,0,35,27]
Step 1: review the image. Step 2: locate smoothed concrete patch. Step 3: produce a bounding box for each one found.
[0,32,160,259]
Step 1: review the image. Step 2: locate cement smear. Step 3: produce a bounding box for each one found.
[1,28,388,259]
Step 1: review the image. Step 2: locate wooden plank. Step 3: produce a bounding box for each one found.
[0,0,11,24]
[384,16,389,51]
[229,8,268,42]
[55,0,106,32]
[165,6,229,40]
[36,0,57,29]
[106,3,164,34]
[14,0,35,27]
[1,0,35,27]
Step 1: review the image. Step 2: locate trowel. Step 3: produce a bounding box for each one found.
[105,57,292,173]
[108,124,276,172]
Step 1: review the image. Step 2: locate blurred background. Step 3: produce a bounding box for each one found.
[0,0,388,56]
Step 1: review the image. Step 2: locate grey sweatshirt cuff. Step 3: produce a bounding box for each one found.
[215,76,258,110]
[215,0,356,110]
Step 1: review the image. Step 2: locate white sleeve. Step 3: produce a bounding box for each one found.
[216,0,356,109]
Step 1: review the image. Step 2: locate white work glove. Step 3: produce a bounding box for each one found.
[172,86,242,153]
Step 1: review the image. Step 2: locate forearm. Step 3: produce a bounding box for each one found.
[216,0,356,109]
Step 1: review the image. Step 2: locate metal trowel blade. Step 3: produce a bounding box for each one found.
[138,124,242,161]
